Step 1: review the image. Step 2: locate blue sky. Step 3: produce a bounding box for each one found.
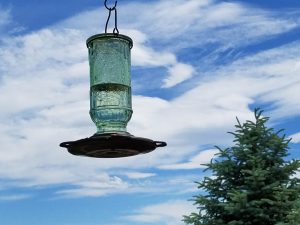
[0,0,300,224]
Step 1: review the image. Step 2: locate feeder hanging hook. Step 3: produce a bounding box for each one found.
[104,0,119,35]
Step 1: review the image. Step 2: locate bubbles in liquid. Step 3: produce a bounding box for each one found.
[90,83,132,133]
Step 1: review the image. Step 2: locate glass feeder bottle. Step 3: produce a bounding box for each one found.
[87,34,133,134]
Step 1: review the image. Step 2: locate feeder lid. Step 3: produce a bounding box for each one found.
[60,132,166,158]
[86,33,133,49]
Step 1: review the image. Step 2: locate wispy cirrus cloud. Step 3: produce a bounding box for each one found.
[290,132,300,143]
[0,193,31,201]
[0,7,12,35]
[159,149,218,170]
[55,173,198,198]
[125,200,195,225]
[124,172,156,179]
[55,0,300,87]
[0,7,24,36]
[0,8,11,27]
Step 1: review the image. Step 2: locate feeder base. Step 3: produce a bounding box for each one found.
[59,132,166,158]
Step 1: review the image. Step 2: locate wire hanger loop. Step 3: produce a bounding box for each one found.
[104,0,119,34]
[104,0,117,10]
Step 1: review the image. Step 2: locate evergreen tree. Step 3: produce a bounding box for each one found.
[183,109,300,225]
[276,199,300,225]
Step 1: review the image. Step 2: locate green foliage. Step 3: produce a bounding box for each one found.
[183,109,300,225]
[276,199,300,225]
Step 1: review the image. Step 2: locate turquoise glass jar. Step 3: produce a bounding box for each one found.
[86,34,133,134]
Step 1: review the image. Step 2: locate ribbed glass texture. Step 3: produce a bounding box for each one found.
[87,34,133,133]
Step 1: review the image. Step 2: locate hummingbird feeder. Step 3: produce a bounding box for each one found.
[60,0,167,158]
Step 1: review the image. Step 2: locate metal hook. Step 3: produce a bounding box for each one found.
[104,0,119,34]
[104,0,117,10]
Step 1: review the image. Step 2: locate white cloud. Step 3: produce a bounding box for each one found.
[127,30,196,87]
[56,175,130,198]
[0,194,31,201]
[0,0,299,198]
[214,41,300,119]
[124,172,156,179]
[130,32,176,67]
[52,0,300,86]
[125,200,196,225]
[0,8,11,29]
[118,0,298,49]
[159,149,219,170]
[290,132,300,143]
[163,63,195,88]
[0,7,24,35]
[55,173,198,198]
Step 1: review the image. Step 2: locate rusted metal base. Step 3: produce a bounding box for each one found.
[60,132,166,158]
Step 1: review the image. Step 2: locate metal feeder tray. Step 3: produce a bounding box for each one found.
[60,132,167,158]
